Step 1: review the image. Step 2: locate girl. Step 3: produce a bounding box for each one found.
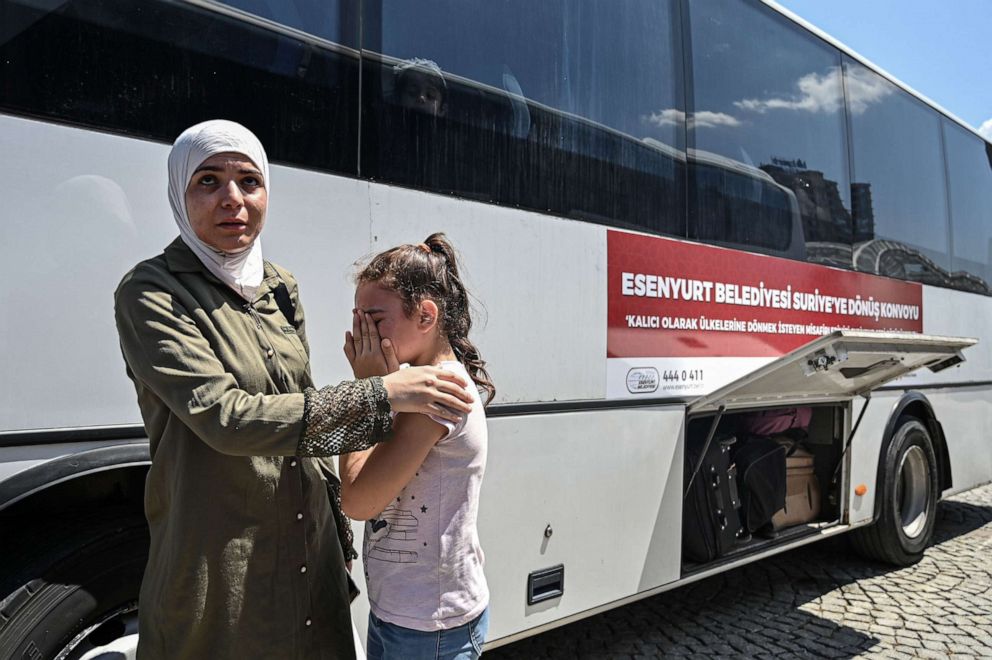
[340,233,494,660]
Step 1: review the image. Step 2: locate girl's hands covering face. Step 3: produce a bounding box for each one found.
[344,311,400,378]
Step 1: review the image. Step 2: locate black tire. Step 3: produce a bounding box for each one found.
[850,417,939,566]
[0,513,148,660]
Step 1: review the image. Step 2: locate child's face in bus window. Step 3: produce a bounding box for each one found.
[356,283,438,365]
[398,72,446,117]
[185,152,267,253]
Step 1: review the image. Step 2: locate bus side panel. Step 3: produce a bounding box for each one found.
[847,391,901,526]
[366,182,608,404]
[917,286,992,494]
[847,284,992,524]
[348,408,685,645]
[1,116,175,432]
[848,387,992,527]
[918,286,992,385]
[478,408,685,642]
[929,390,992,496]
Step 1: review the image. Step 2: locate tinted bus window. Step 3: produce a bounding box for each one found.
[213,0,357,45]
[943,120,992,294]
[360,0,686,237]
[0,0,359,174]
[689,150,802,254]
[687,0,851,266]
[844,58,952,286]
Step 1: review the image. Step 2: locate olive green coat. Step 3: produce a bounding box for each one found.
[115,238,374,660]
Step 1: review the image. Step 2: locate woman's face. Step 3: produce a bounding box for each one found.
[185,152,267,253]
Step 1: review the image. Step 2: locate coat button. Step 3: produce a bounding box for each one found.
[300,565,307,574]
[266,348,274,358]
[296,512,304,520]
[305,618,312,627]
[290,459,297,467]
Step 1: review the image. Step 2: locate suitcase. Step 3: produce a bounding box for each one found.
[732,436,787,533]
[771,440,821,530]
[739,407,812,436]
[683,435,744,563]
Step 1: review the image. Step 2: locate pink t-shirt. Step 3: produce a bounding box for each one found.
[362,361,489,631]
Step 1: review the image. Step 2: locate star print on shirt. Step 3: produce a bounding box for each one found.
[420,505,428,513]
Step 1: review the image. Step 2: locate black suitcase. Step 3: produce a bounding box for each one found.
[733,436,787,533]
[682,435,744,563]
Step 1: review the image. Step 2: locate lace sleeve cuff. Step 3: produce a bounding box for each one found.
[298,377,392,456]
[326,479,358,561]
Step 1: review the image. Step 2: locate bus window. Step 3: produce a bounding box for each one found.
[943,119,992,294]
[0,0,359,175]
[209,0,356,45]
[686,0,852,267]
[689,149,805,260]
[359,0,687,239]
[844,57,952,285]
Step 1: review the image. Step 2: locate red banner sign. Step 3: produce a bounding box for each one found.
[608,230,923,358]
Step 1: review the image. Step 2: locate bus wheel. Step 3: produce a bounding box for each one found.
[850,417,939,566]
[0,513,147,660]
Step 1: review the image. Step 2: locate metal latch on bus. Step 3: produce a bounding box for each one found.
[527,565,564,605]
[927,353,965,373]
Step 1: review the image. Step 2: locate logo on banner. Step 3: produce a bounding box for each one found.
[626,367,659,394]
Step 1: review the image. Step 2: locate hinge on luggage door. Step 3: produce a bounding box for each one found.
[802,344,847,375]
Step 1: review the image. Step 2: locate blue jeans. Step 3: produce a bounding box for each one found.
[367,607,489,660]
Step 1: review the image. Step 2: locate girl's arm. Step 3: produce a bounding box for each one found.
[339,413,448,520]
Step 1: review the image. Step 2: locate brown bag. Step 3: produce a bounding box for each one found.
[770,439,821,530]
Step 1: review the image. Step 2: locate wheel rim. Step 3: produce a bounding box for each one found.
[896,445,930,539]
[55,602,139,660]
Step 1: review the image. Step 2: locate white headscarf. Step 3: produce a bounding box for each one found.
[168,120,269,301]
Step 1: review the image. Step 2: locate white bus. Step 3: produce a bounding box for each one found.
[2,0,991,656]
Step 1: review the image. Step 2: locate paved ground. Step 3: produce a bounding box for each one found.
[487,484,992,659]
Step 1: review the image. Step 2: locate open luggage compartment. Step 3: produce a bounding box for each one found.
[681,405,843,570]
[678,330,975,575]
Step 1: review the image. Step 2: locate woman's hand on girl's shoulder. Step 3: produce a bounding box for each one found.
[344,310,398,378]
[382,366,473,423]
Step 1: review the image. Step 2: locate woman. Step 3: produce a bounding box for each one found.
[114,120,472,660]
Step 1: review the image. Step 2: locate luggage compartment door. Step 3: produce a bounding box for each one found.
[687,330,976,415]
